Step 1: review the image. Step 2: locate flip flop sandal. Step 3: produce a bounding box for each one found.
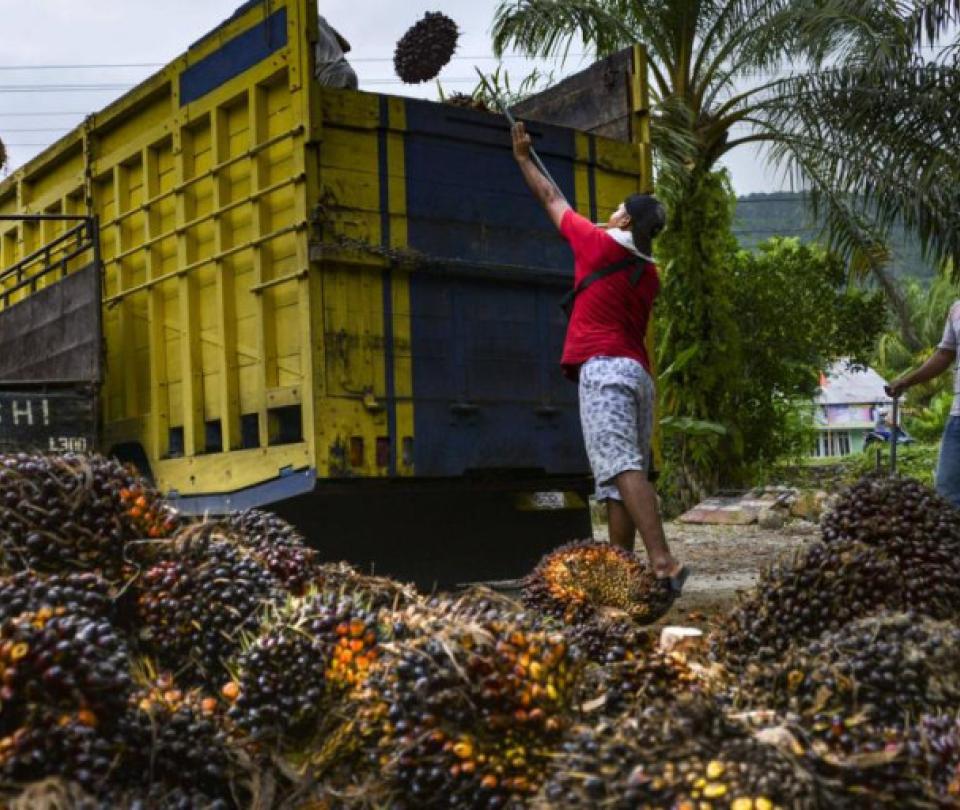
[669,564,691,595]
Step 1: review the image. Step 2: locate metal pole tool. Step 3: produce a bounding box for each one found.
[890,394,900,476]
[474,67,564,196]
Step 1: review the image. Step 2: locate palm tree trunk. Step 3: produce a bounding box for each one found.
[872,264,923,354]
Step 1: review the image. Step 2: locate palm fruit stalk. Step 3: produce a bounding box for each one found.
[522,540,673,626]
[394,12,459,84]
[313,561,419,611]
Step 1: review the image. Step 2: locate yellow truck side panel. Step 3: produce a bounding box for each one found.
[0,0,651,500]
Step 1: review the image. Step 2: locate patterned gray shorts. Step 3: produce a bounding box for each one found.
[578,356,655,502]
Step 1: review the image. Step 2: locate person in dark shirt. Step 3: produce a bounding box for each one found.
[512,122,687,593]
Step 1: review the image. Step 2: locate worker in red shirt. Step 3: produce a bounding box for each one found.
[512,122,688,595]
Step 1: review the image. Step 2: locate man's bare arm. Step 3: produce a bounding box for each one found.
[887,348,956,396]
[512,122,570,230]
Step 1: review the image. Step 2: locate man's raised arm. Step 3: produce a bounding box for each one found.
[512,122,570,230]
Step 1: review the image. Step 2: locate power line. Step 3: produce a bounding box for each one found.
[0,128,78,133]
[0,112,89,117]
[0,84,133,93]
[0,63,162,71]
[0,42,952,71]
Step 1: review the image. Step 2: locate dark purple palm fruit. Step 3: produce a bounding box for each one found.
[394,12,460,84]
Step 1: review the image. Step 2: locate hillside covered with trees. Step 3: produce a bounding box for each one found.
[734,192,940,283]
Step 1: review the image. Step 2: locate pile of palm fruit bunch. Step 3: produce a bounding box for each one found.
[0,452,311,806]
[732,613,960,806]
[706,474,960,805]
[712,473,960,668]
[9,450,960,808]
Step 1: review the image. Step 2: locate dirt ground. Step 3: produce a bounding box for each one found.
[593,518,821,627]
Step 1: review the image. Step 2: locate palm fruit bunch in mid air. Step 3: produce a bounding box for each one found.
[523,540,673,626]
[394,12,460,84]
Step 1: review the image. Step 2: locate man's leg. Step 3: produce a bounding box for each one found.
[613,470,680,579]
[936,416,960,508]
[607,499,636,551]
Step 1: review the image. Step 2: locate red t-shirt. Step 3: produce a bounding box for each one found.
[559,209,659,379]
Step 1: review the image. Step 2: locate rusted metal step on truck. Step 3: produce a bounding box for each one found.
[0,0,652,588]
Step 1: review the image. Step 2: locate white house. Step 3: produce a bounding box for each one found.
[812,362,892,458]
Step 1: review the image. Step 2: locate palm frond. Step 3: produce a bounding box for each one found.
[491,0,639,61]
[905,0,960,50]
[755,62,960,272]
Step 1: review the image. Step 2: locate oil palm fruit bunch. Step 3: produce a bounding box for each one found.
[735,614,960,806]
[132,531,282,682]
[0,608,132,734]
[0,571,112,622]
[0,715,132,798]
[523,540,673,626]
[0,453,174,578]
[711,539,908,669]
[822,474,960,549]
[394,12,459,84]
[538,694,824,809]
[562,616,656,665]
[223,591,383,747]
[735,613,960,727]
[121,682,239,807]
[577,648,704,719]
[362,606,577,809]
[219,509,318,595]
[821,475,960,613]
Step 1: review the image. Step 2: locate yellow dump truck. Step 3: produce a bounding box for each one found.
[0,0,652,586]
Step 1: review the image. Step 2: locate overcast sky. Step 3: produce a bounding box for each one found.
[0,0,784,194]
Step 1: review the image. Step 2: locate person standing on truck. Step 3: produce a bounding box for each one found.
[886,299,960,507]
[315,16,358,90]
[511,121,688,594]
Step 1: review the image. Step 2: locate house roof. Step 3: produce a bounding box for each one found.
[816,361,892,406]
